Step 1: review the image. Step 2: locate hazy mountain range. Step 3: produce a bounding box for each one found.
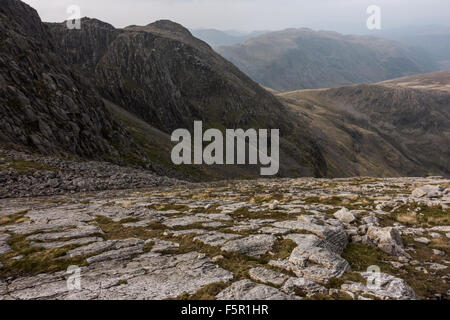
[191,28,268,47]
[1,0,449,180]
[371,25,450,70]
[216,28,440,91]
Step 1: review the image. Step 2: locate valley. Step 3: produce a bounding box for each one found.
[0,0,449,301]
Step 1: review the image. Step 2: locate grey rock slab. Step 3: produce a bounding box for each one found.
[414,237,431,244]
[194,232,241,247]
[7,252,233,300]
[168,229,208,237]
[426,263,448,271]
[27,226,104,241]
[429,226,450,233]
[122,219,157,228]
[221,234,276,258]
[259,227,290,235]
[65,240,116,258]
[30,237,102,249]
[411,185,443,198]
[195,213,233,221]
[66,238,144,260]
[0,233,11,255]
[148,239,179,253]
[96,252,233,300]
[273,220,348,254]
[86,239,145,264]
[248,267,289,286]
[163,216,210,228]
[202,221,227,229]
[216,280,295,300]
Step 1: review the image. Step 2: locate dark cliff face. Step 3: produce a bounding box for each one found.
[47,18,328,177]
[0,0,147,164]
[46,18,122,73]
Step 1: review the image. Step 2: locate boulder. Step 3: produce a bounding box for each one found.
[411,185,443,198]
[333,208,356,224]
[364,227,409,257]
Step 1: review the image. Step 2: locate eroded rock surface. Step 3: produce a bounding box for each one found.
[1,176,449,300]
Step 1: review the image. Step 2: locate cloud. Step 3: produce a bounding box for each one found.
[22,0,450,33]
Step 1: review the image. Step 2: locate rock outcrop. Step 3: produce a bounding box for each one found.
[0,0,148,165]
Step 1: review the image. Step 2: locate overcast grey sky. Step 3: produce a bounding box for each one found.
[23,0,450,33]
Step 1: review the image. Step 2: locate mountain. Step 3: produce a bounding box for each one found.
[372,25,450,69]
[0,0,148,165]
[45,18,328,178]
[216,28,439,92]
[1,0,448,181]
[278,71,450,177]
[191,29,267,47]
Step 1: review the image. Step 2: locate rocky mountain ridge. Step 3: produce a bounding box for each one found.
[0,0,150,166]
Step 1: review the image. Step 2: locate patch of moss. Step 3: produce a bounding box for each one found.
[232,207,293,221]
[341,243,394,273]
[149,204,190,212]
[392,204,450,227]
[0,233,87,278]
[94,216,165,240]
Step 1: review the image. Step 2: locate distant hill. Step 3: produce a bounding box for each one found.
[217,28,439,91]
[191,29,267,47]
[278,71,450,177]
[372,25,450,69]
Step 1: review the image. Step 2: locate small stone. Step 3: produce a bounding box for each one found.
[427,263,447,271]
[429,232,441,238]
[212,255,223,262]
[333,208,356,224]
[390,261,404,269]
[410,260,420,266]
[432,249,445,256]
[269,200,279,210]
[414,237,430,244]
